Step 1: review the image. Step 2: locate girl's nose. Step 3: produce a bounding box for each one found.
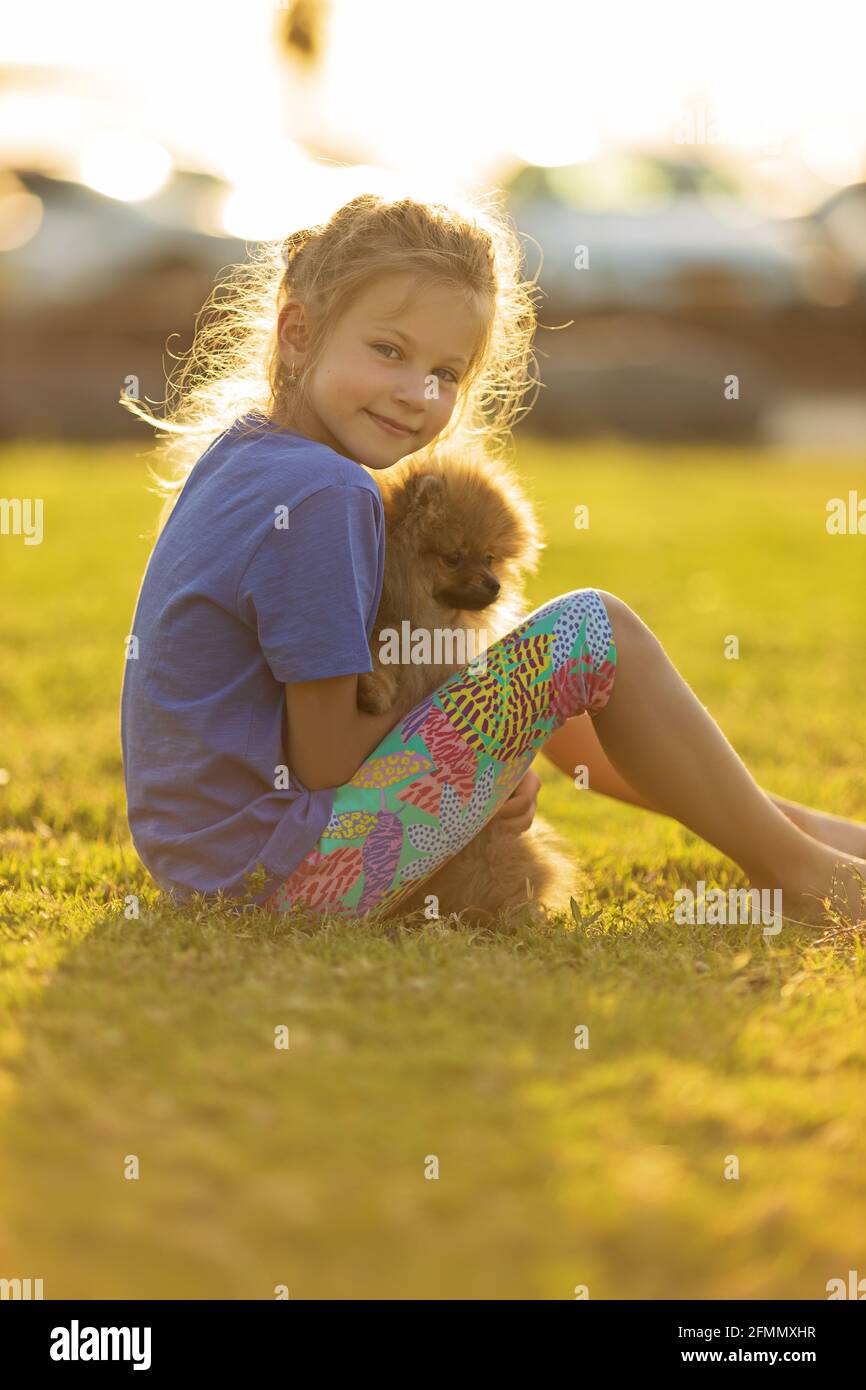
[392,374,429,408]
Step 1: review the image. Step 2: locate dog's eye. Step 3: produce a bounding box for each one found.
[443,551,462,568]
[484,553,495,566]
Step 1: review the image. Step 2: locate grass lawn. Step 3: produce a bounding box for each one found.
[1,435,865,1300]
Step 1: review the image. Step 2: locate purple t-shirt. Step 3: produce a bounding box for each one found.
[120,411,385,904]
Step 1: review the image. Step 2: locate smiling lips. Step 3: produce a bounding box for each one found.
[365,409,416,437]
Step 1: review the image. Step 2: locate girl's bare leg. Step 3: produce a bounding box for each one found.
[543,715,866,857]
[763,795,866,859]
[589,593,866,926]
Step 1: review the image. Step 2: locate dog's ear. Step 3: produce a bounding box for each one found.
[407,472,446,503]
[380,467,448,531]
[387,471,446,524]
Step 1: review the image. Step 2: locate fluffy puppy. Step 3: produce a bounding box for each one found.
[358,444,580,926]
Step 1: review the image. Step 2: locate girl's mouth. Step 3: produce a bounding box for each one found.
[364,409,416,438]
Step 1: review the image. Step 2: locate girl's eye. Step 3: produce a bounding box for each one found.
[372,343,458,383]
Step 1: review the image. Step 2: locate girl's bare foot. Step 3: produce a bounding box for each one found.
[771,841,866,928]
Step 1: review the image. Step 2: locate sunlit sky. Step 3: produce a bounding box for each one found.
[2,0,866,236]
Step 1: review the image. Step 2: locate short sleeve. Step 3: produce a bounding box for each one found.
[237,484,384,684]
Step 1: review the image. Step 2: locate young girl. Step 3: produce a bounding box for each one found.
[121,192,866,928]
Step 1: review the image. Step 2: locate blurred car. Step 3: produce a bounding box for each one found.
[505,154,865,440]
[799,180,866,303]
[0,168,246,439]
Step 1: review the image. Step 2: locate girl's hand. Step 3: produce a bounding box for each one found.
[493,767,540,833]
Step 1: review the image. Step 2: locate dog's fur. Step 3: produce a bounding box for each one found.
[358,444,581,927]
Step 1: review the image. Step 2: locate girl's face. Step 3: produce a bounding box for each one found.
[276,272,487,469]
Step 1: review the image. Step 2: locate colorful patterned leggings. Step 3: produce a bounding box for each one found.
[265,588,618,921]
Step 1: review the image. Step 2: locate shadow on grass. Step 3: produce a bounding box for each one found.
[4,858,859,1300]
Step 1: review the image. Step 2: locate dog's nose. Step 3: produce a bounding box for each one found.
[482,575,500,596]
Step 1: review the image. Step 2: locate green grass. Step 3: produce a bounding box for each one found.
[1,436,865,1299]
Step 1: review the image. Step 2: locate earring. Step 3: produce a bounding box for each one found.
[287,362,297,383]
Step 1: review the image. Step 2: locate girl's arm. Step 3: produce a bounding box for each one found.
[285,674,402,791]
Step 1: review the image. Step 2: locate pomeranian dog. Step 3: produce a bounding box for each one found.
[357,443,580,926]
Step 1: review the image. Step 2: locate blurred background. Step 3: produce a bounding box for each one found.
[3,1,866,1303]
[2,0,865,446]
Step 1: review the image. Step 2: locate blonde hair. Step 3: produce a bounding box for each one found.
[121,190,542,534]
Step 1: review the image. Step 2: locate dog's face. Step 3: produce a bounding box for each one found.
[434,538,501,611]
[379,457,542,614]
